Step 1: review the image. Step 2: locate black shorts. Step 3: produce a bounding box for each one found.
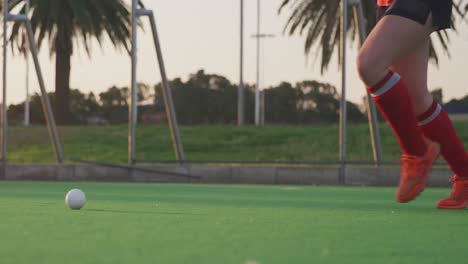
[376,0,453,30]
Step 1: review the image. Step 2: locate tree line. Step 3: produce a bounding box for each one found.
[4,1,465,126]
[7,70,367,126]
[7,70,454,126]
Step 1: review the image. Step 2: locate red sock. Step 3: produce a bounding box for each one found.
[418,100,468,178]
[367,71,427,156]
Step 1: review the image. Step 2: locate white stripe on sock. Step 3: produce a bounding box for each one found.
[419,104,442,126]
[371,73,401,97]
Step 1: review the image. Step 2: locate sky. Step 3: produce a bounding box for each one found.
[4,0,468,106]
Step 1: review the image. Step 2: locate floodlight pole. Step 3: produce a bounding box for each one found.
[25,19,63,163]
[130,0,185,164]
[339,0,348,183]
[350,0,383,165]
[24,0,30,127]
[2,0,8,176]
[253,0,275,126]
[2,0,64,167]
[260,90,265,125]
[338,0,383,179]
[238,0,245,126]
[255,0,261,126]
[251,33,274,126]
[129,0,138,164]
[252,0,274,127]
[24,41,30,127]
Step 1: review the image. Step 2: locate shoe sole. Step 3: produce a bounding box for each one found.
[396,143,441,203]
[396,182,426,203]
[437,201,468,210]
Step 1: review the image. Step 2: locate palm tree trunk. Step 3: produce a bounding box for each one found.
[55,38,72,125]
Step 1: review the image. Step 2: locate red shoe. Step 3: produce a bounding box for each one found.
[436,176,468,209]
[396,141,440,203]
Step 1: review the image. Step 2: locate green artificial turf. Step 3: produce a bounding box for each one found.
[1,182,467,264]
[7,122,468,164]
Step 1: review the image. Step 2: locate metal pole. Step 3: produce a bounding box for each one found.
[352,1,382,164]
[258,34,274,126]
[260,90,265,126]
[2,2,64,168]
[2,0,9,176]
[25,20,63,163]
[24,0,30,127]
[260,36,265,127]
[250,33,274,126]
[238,0,245,126]
[255,0,261,126]
[129,0,138,164]
[339,0,348,183]
[147,11,185,161]
[25,44,30,126]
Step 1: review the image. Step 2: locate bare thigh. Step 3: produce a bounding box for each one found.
[390,40,433,115]
[357,14,434,87]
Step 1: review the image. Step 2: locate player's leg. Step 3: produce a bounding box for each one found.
[357,1,440,203]
[388,40,432,115]
[415,30,468,209]
[430,102,468,208]
[391,40,468,209]
[357,12,433,157]
[388,1,468,209]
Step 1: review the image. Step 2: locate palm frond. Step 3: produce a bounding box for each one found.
[279,0,468,73]
[6,0,140,57]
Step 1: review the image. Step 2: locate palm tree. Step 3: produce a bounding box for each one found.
[279,0,468,74]
[5,0,140,125]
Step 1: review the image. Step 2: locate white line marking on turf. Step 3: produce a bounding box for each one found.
[244,260,261,264]
[281,187,301,191]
